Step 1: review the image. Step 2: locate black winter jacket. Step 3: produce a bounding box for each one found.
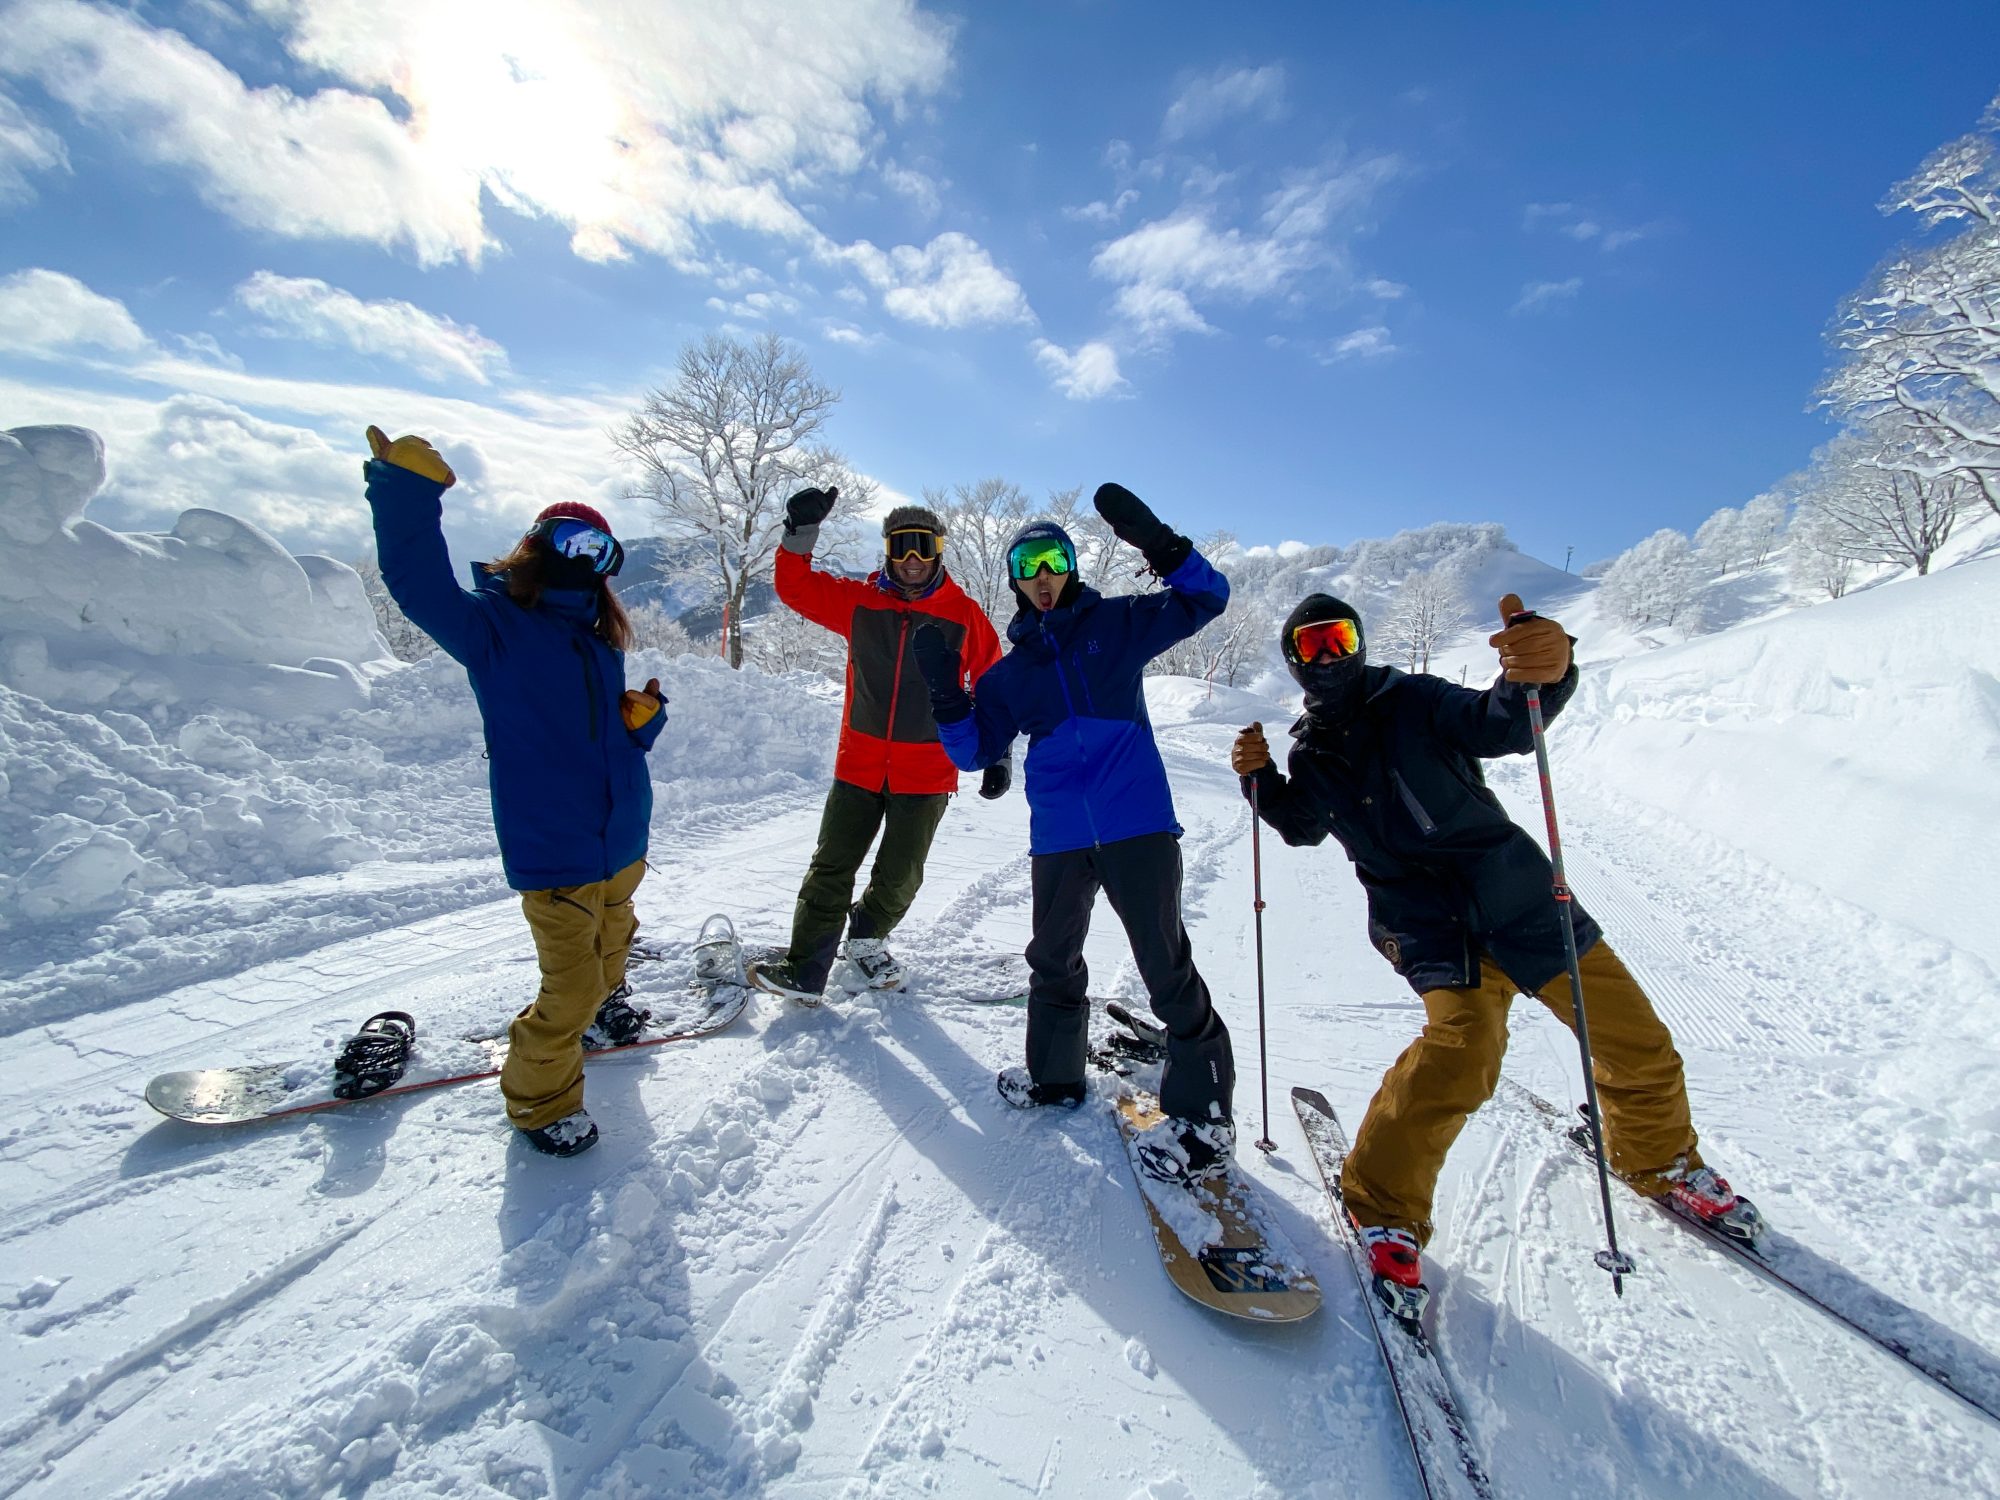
[1244,663,1599,995]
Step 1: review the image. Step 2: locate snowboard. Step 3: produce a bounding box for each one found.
[146,918,752,1126]
[1111,1089,1321,1323]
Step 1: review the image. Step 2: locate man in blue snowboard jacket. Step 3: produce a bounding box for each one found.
[912,482,1238,1187]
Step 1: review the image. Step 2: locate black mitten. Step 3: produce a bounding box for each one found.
[912,624,971,724]
[784,486,838,535]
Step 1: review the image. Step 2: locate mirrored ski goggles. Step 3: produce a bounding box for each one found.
[885,528,942,562]
[1290,617,1361,662]
[533,517,625,576]
[1007,536,1075,580]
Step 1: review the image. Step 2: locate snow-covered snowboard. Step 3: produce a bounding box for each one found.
[146,937,751,1126]
[1111,1089,1321,1323]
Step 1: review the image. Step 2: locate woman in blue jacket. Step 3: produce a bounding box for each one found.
[362,427,666,1157]
[913,483,1237,1187]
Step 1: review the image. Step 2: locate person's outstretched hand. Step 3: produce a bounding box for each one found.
[365,426,456,487]
[1488,592,1571,683]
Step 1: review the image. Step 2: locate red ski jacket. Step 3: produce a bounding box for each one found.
[775,546,1002,795]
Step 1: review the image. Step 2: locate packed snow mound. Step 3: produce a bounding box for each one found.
[1553,556,2000,972]
[1143,674,1270,727]
[0,424,390,719]
[0,648,839,1024]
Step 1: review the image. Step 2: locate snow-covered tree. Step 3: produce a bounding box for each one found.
[615,333,873,667]
[1821,93,2000,519]
[354,550,436,661]
[929,477,1032,628]
[1376,568,1462,673]
[745,598,848,679]
[1786,501,1859,599]
[1597,528,1706,629]
[1740,492,1788,565]
[1795,430,1973,577]
[1693,506,1749,575]
[626,599,697,657]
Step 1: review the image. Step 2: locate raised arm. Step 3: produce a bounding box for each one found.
[773,486,871,634]
[1092,482,1228,659]
[361,427,497,669]
[1428,592,1579,758]
[913,624,1020,772]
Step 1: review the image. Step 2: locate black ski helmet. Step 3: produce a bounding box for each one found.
[1282,593,1368,718]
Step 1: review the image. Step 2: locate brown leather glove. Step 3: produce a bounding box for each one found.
[621,677,664,731]
[1231,722,1272,776]
[365,425,456,487]
[1488,592,1572,683]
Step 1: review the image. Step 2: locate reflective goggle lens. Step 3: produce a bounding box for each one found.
[540,519,623,575]
[1008,537,1074,580]
[886,529,942,561]
[1291,618,1360,662]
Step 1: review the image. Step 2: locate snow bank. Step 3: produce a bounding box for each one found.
[1554,556,2000,972]
[0,424,390,719]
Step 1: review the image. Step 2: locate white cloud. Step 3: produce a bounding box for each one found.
[836,232,1034,329]
[1512,277,1582,315]
[0,268,150,356]
[881,159,943,218]
[1561,220,1602,241]
[1111,284,1213,345]
[1600,226,1654,251]
[233,272,508,385]
[1365,278,1408,299]
[1524,201,1655,253]
[0,90,67,204]
[2,0,962,286]
[1161,65,1287,142]
[820,321,881,348]
[1064,189,1139,226]
[1031,339,1127,401]
[1327,325,1396,360]
[703,290,803,323]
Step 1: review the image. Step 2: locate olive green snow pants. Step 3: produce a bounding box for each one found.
[1341,941,1701,1246]
[501,858,645,1132]
[785,779,950,992]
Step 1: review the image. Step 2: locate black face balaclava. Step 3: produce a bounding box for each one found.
[541,551,604,593]
[1283,593,1368,721]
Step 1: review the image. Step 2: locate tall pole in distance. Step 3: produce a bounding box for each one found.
[1249,772,1276,1154]
[1521,672,1636,1295]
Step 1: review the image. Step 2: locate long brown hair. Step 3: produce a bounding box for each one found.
[482,538,634,651]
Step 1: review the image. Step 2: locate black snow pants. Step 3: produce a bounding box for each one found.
[1024,831,1234,1123]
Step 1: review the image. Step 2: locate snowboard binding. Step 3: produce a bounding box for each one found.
[331,1011,416,1099]
[582,983,650,1050]
[692,913,746,988]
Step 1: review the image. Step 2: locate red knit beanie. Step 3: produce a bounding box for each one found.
[534,500,614,535]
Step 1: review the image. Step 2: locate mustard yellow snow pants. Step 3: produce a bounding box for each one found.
[1341,941,1701,1246]
[501,859,645,1132]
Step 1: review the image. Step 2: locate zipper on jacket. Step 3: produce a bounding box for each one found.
[1042,615,1103,848]
[572,638,602,742]
[1390,768,1437,834]
[881,611,912,791]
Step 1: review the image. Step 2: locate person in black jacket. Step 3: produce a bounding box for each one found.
[1232,590,1761,1316]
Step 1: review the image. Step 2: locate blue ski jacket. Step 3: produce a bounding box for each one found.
[364,461,665,891]
[936,548,1229,855]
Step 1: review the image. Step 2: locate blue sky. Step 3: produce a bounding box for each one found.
[2,0,1995,575]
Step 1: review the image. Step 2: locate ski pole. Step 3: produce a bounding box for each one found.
[1521,674,1636,1295]
[1248,771,1276,1154]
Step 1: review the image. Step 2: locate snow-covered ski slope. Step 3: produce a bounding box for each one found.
[4,545,1999,1496]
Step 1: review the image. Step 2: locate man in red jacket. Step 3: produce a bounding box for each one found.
[748,490,1005,1003]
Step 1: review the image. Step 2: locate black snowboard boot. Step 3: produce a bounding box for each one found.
[582,983,649,1050]
[521,1109,599,1158]
[996,1065,1086,1110]
[331,1011,415,1099]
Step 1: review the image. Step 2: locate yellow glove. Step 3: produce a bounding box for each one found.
[365,425,456,488]
[1231,722,1272,776]
[621,677,664,731]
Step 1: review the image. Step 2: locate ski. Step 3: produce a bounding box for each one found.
[1291,1088,1495,1500]
[1503,1080,2000,1426]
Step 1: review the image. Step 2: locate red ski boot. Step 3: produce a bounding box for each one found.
[1665,1160,1766,1248]
[1353,1217,1430,1324]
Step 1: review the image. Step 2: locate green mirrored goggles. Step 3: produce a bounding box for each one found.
[1008,536,1075,580]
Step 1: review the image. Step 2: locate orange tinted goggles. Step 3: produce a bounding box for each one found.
[1291,618,1360,661]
